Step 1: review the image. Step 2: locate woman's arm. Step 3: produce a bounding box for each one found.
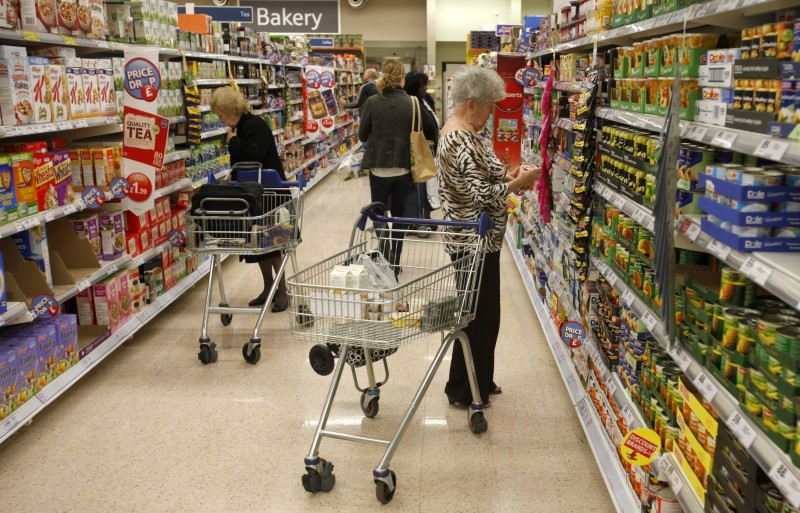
[358,98,373,143]
[228,118,269,164]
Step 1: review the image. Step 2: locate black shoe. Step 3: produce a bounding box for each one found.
[249,293,268,307]
[271,294,288,312]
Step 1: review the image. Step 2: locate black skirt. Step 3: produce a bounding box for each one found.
[241,250,281,263]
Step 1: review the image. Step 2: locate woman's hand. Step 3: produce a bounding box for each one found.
[226,128,236,143]
[508,164,542,192]
[504,165,521,182]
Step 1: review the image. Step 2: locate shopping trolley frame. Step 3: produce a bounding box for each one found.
[287,203,492,503]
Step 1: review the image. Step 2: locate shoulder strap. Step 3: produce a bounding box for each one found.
[410,95,421,132]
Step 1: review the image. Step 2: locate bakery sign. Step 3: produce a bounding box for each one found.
[239,0,340,33]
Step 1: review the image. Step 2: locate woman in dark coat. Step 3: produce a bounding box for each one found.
[211,86,289,311]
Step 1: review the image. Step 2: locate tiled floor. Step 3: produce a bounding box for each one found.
[0,175,615,513]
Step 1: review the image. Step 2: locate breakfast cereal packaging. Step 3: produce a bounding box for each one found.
[99,209,124,261]
[80,147,93,186]
[11,224,52,288]
[95,59,115,117]
[57,0,79,35]
[92,276,119,331]
[31,47,76,59]
[1,0,21,29]
[71,213,100,260]
[68,148,82,188]
[0,57,32,126]
[11,153,38,219]
[88,0,104,38]
[63,58,85,119]
[81,59,100,117]
[0,346,20,418]
[76,288,94,324]
[0,156,16,225]
[76,0,90,36]
[116,271,131,325]
[51,150,73,206]
[28,57,51,124]
[48,64,68,122]
[20,0,59,34]
[92,146,114,189]
[10,337,37,404]
[33,159,57,211]
[43,314,78,373]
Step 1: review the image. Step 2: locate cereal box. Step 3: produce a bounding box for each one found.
[92,276,119,331]
[99,209,124,261]
[10,337,37,403]
[81,59,100,117]
[76,288,94,324]
[11,224,52,287]
[116,271,130,326]
[92,146,114,189]
[87,0,104,38]
[80,147,93,186]
[0,346,20,418]
[28,57,51,124]
[33,159,57,211]
[51,150,73,206]
[95,59,115,117]
[0,156,16,225]
[1,0,20,29]
[20,0,59,34]
[11,152,38,219]
[48,64,68,122]
[64,58,85,119]
[71,213,100,260]
[68,148,82,188]
[0,57,32,126]
[75,0,89,36]
[43,314,78,373]
[57,0,79,35]
[31,47,76,59]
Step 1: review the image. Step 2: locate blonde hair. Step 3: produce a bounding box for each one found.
[210,86,252,117]
[376,60,404,95]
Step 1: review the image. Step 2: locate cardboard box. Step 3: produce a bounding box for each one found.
[76,288,94,324]
[11,152,39,219]
[42,314,78,374]
[28,57,51,124]
[177,13,211,34]
[81,59,100,117]
[10,336,37,404]
[95,59,115,117]
[92,276,119,331]
[64,58,85,119]
[0,156,16,225]
[139,228,151,252]
[0,57,32,126]
[694,99,728,127]
[31,47,76,59]
[0,345,20,417]
[116,272,130,326]
[71,213,100,260]
[0,252,6,314]
[88,0,105,38]
[20,0,59,34]
[125,232,140,257]
[68,148,82,188]
[99,209,124,261]
[12,224,52,287]
[702,87,735,105]
[51,150,73,206]
[0,46,26,59]
[80,147,93,186]
[125,210,148,233]
[33,160,57,211]
[48,64,68,122]
[92,146,114,190]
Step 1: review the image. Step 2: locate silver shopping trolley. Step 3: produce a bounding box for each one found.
[185,164,303,365]
[287,202,491,503]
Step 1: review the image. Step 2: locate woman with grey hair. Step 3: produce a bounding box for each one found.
[437,66,541,407]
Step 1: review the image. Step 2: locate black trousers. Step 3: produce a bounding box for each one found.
[368,172,414,268]
[445,250,501,404]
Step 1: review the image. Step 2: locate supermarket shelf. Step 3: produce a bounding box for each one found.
[554,117,575,131]
[531,0,798,57]
[676,215,800,311]
[523,116,545,128]
[267,84,284,90]
[281,135,304,146]
[249,99,262,106]
[310,46,365,54]
[289,114,305,122]
[0,257,215,445]
[0,28,126,50]
[154,178,191,199]
[304,161,339,192]
[0,116,121,139]
[272,128,285,136]
[596,107,800,167]
[200,127,230,139]
[164,150,191,165]
[657,454,706,513]
[554,81,582,92]
[334,119,354,130]
[284,63,305,69]
[263,106,286,113]
[168,115,186,124]
[592,255,800,507]
[198,105,211,112]
[0,302,33,329]
[505,226,641,513]
[594,182,656,232]
[195,78,260,86]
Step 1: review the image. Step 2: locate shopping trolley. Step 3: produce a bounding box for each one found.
[287,202,491,503]
[185,164,303,365]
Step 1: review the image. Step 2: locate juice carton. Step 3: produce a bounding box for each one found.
[80,59,100,117]
[11,224,52,288]
[0,156,16,225]
[11,152,39,219]
[63,58,85,119]
[76,288,94,325]
[28,57,51,124]
[48,64,68,122]
[99,209,124,261]
[33,159,57,211]
[95,59,115,117]
[92,146,114,190]
[0,346,20,418]
[0,57,32,126]
[92,276,119,331]
[51,150,73,206]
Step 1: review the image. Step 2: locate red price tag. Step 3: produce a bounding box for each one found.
[126,173,153,203]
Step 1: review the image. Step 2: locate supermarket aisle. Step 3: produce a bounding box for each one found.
[0,174,615,513]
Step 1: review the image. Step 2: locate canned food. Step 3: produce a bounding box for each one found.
[720,268,756,307]
[766,380,780,400]
[724,357,739,382]
[723,307,760,349]
[750,368,768,391]
[759,314,798,346]
[761,170,785,185]
[776,202,800,213]
[727,198,772,212]
[712,304,726,340]
[737,364,748,389]
[767,354,783,377]
[763,404,778,431]
[780,420,797,441]
[776,326,800,358]
[783,172,800,187]
[738,318,760,354]
[730,225,773,238]
[745,391,764,416]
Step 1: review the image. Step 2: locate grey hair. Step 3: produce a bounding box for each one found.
[450,67,506,106]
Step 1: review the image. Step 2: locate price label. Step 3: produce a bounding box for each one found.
[132,257,146,268]
[692,372,718,401]
[642,311,658,332]
[20,126,34,135]
[76,280,92,292]
[75,120,89,128]
[711,131,738,149]
[13,221,24,233]
[105,263,118,275]
[769,462,800,509]
[632,208,647,224]
[22,31,40,41]
[63,204,78,215]
[621,405,637,427]
[679,219,701,241]
[708,239,732,260]
[21,217,38,229]
[665,461,685,494]
[96,40,110,48]
[647,218,655,232]
[740,256,773,286]
[754,139,790,162]
[672,345,693,372]
[56,121,72,131]
[607,378,618,396]
[62,36,77,46]
[612,195,625,209]
[684,125,708,141]
[43,211,57,223]
[2,412,19,432]
[595,183,607,196]
[577,397,593,425]
[3,126,20,137]
[726,411,757,449]
[605,271,618,287]
[694,2,711,18]
[622,289,636,306]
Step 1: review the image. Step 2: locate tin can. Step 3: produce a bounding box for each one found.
[723,308,759,349]
[731,225,773,238]
[759,314,798,346]
[766,379,780,400]
[738,318,759,354]
[750,368,768,391]
[720,268,751,305]
[761,169,785,185]
[777,326,800,359]
[777,202,800,213]
[712,304,726,340]
[783,171,800,187]
[763,404,778,431]
[738,364,749,389]
[745,390,763,416]
[653,488,681,513]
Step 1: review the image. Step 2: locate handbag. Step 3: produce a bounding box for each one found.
[409,96,436,183]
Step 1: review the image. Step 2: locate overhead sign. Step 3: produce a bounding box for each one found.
[309,37,334,48]
[177,6,254,23]
[621,428,662,466]
[496,24,522,36]
[239,0,340,33]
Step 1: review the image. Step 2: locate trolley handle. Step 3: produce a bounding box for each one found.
[357,202,493,237]
[231,161,305,190]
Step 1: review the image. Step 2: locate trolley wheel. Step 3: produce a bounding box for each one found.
[469,411,488,434]
[309,344,335,376]
[418,225,432,239]
[242,343,261,365]
[198,342,218,365]
[302,459,335,493]
[297,303,314,328]
[219,303,232,326]
[375,470,397,504]
[361,391,379,418]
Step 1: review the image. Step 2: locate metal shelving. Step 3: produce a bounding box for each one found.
[200,127,230,139]
[0,116,120,139]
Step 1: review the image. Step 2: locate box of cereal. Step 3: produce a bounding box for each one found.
[80,59,100,117]
[0,57,32,126]
[11,152,38,219]
[19,0,59,34]
[51,150,73,206]
[28,57,51,124]
[48,63,68,122]
[95,59,115,117]
[0,156,16,225]
[64,58,85,119]
[33,159,57,211]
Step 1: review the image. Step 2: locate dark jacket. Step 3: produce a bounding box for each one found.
[228,112,286,181]
[344,80,378,115]
[359,88,438,170]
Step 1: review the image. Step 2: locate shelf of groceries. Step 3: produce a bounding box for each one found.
[0,255,218,444]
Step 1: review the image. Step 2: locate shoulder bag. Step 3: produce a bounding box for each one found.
[409,95,436,183]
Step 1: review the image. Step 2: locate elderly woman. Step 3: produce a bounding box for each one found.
[211,86,289,311]
[437,67,541,407]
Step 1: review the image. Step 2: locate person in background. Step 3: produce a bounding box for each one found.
[358,60,437,274]
[211,86,289,312]
[436,67,541,407]
[402,70,440,225]
[343,68,379,115]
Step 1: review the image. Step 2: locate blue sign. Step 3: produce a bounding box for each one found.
[309,37,334,48]
[110,177,130,199]
[320,70,335,88]
[168,230,186,248]
[124,58,161,102]
[32,294,59,320]
[560,321,587,348]
[521,67,541,87]
[496,24,522,36]
[177,6,253,22]
[306,70,321,89]
[81,186,106,209]
[523,15,546,33]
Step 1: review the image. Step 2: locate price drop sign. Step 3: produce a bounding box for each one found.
[81,186,106,209]
[620,427,662,466]
[122,47,164,216]
[32,294,59,320]
[560,321,586,349]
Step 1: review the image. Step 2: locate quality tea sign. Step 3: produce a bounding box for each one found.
[122,106,169,169]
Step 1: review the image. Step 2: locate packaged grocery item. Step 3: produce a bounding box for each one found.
[92,276,118,330]
[95,59,115,117]
[0,346,20,417]
[1,0,21,30]
[0,56,32,126]
[27,57,51,124]
[67,148,81,188]
[0,156,16,225]
[116,272,130,326]
[125,209,148,232]
[11,152,38,219]
[99,209,124,261]
[0,252,6,314]
[31,46,76,59]
[20,0,59,34]
[63,58,84,119]
[80,59,100,117]
[57,0,79,35]
[42,314,78,374]
[71,213,100,259]
[76,0,89,36]
[33,159,57,211]
[11,224,52,288]
[47,63,67,122]
[88,0,104,38]
[51,150,73,206]
[79,147,93,186]
[76,288,94,324]
[10,336,37,403]
[92,146,114,189]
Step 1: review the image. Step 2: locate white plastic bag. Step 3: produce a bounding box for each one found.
[427,176,441,210]
[355,250,398,290]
